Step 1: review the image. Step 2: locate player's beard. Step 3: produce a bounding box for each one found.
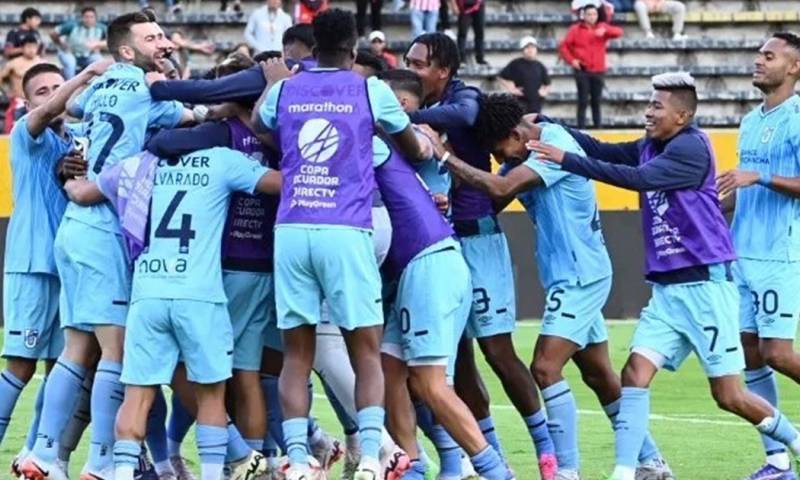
[131,47,161,73]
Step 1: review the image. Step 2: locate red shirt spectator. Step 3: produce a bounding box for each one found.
[558,13,623,73]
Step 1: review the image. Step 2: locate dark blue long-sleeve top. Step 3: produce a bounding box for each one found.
[146,121,231,158]
[149,58,310,105]
[408,78,480,129]
[551,121,710,192]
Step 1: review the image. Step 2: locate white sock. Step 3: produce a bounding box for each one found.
[789,436,800,457]
[766,452,791,470]
[380,428,394,449]
[154,460,175,475]
[167,439,182,458]
[115,465,135,480]
[611,465,636,480]
[201,463,225,480]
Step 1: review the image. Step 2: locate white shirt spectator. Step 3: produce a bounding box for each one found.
[244,0,293,53]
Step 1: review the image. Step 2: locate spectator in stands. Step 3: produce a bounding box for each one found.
[368,31,398,69]
[294,0,329,24]
[354,48,386,77]
[49,7,107,80]
[498,36,551,113]
[453,0,488,67]
[283,23,316,68]
[634,0,687,40]
[245,0,294,53]
[4,8,43,60]
[0,35,44,132]
[139,0,182,15]
[355,0,383,38]
[559,3,623,128]
[170,30,215,79]
[220,0,244,15]
[410,0,440,39]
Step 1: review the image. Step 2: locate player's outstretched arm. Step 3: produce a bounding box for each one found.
[148,64,265,104]
[255,170,282,195]
[717,168,800,199]
[63,178,105,206]
[28,60,113,136]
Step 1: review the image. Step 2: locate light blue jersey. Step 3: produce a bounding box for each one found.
[514,123,611,289]
[66,62,184,233]
[259,71,409,168]
[131,147,268,303]
[732,95,800,261]
[414,157,451,196]
[4,117,74,274]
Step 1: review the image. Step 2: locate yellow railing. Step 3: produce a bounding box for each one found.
[0,128,741,217]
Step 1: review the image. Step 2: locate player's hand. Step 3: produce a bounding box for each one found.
[84,58,114,77]
[261,58,298,84]
[415,124,445,156]
[57,151,88,181]
[595,27,607,37]
[145,71,168,86]
[716,169,760,197]
[527,140,565,164]
[571,59,582,70]
[432,193,449,214]
[206,103,238,121]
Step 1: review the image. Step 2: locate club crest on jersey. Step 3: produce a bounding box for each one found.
[761,127,775,144]
[645,191,669,217]
[298,118,339,163]
[24,329,39,349]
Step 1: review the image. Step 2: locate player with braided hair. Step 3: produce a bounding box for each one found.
[428,93,673,480]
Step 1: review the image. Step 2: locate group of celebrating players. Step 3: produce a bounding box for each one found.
[1,4,800,480]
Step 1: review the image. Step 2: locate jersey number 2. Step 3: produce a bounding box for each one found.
[155,191,196,253]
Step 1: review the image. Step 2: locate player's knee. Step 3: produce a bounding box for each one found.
[761,348,794,373]
[530,359,561,388]
[6,358,37,383]
[481,339,521,373]
[408,370,445,402]
[620,362,649,388]
[580,368,613,393]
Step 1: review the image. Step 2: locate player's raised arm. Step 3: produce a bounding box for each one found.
[26,59,112,137]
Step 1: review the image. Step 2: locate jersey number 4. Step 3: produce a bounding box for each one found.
[155,190,196,253]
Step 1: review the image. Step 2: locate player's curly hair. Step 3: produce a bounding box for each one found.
[312,9,357,54]
[406,33,460,79]
[475,93,526,149]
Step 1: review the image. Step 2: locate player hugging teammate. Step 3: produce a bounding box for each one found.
[1,4,800,480]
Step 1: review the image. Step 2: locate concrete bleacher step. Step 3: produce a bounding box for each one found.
[1,0,799,17]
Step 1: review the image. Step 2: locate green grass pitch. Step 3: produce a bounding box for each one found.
[1,321,797,479]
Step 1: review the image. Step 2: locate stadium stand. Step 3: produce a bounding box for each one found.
[0,0,797,128]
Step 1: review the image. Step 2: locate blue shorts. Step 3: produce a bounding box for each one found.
[460,232,516,338]
[541,276,612,349]
[54,218,130,331]
[261,278,281,353]
[2,273,64,360]
[734,258,800,340]
[631,272,744,378]
[275,226,383,331]
[121,299,233,386]
[382,239,471,377]
[223,270,271,371]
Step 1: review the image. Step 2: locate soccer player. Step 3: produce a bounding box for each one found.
[530,72,800,480]
[61,145,281,480]
[253,8,427,480]
[145,54,276,479]
[404,32,555,479]
[715,32,800,480]
[429,93,673,480]
[0,60,107,463]
[20,11,191,480]
[375,130,514,480]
